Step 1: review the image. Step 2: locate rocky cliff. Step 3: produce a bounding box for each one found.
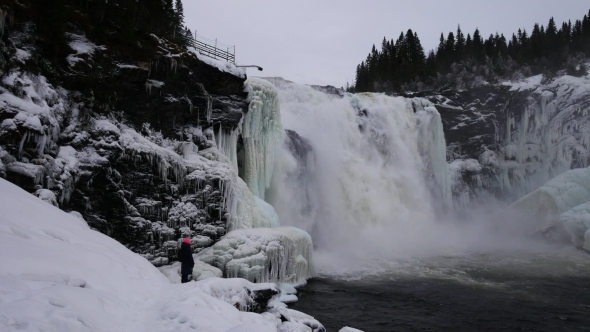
[417,70,590,210]
[0,3,254,265]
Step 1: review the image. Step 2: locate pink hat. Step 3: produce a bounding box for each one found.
[182,237,191,244]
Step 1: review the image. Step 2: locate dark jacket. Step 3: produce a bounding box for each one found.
[178,242,195,275]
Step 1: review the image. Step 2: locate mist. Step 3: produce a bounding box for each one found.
[264,78,565,277]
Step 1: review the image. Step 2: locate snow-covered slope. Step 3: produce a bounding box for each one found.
[0,178,323,332]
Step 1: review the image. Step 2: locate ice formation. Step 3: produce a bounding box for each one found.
[510,167,590,223]
[242,78,284,200]
[198,227,314,285]
[452,71,590,207]
[560,202,590,250]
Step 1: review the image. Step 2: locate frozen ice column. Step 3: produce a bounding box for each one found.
[243,78,284,200]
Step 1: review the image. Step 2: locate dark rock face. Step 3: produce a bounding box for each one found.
[250,286,280,313]
[0,11,248,264]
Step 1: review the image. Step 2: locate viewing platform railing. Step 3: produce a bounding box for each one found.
[187,33,235,63]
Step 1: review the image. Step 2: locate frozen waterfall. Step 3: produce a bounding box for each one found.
[242,78,284,201]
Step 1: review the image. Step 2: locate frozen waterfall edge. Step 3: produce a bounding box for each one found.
[207,78,315,284]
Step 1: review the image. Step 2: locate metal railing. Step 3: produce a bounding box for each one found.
[187,32,235,63]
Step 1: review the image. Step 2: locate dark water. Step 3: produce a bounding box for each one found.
[291,251,590,332]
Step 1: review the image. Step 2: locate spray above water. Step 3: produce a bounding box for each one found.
[263,78,554,275]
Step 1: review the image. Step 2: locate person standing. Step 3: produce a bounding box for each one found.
[178,237,194,283]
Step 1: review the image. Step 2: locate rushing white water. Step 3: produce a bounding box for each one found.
[263,78,494,273]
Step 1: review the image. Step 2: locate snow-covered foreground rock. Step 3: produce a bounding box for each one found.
[0,178,324,332]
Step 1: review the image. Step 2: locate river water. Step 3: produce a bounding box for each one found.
[292,248,590,331]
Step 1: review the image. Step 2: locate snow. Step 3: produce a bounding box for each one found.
[15,48,31,63]
[277,282,298,303]
[339,327,364,332]
[0,178,324,332]
[502,74,544,91]
[92,119,121,137]
[6,161,44,185]
[198,227,314,285]
[188,46,246,78]
[160,260,223,283]
[34,188,58,207]
[66,33,106,66]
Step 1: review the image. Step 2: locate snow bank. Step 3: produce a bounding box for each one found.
[0,178,322,332]
[188,46,245,78]
[0,178,169,331]
[198,227,315,285]
[159,260,222,284]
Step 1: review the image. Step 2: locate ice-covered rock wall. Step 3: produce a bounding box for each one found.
[433,70,590,208]
[0,18,295,268]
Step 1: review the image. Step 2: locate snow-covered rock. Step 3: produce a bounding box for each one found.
[277,282,298,303]
[34,188,58,207]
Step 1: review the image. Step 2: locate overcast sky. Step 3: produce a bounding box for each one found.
[184,1,590,87]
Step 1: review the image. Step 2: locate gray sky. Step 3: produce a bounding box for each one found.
[184,1,590,87]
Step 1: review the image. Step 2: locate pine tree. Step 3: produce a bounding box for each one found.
[455,25,466,61]
[472,28,484,61]
[175,0,185,25]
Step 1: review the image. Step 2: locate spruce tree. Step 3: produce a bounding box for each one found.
[455,25,465,61]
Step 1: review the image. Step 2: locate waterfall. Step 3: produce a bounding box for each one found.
[265,78,452,265]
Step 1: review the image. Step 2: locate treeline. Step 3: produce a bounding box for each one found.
[352,10,590,93]
[4,0,192,65]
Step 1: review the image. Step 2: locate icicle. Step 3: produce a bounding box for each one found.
[18,131,29,155]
